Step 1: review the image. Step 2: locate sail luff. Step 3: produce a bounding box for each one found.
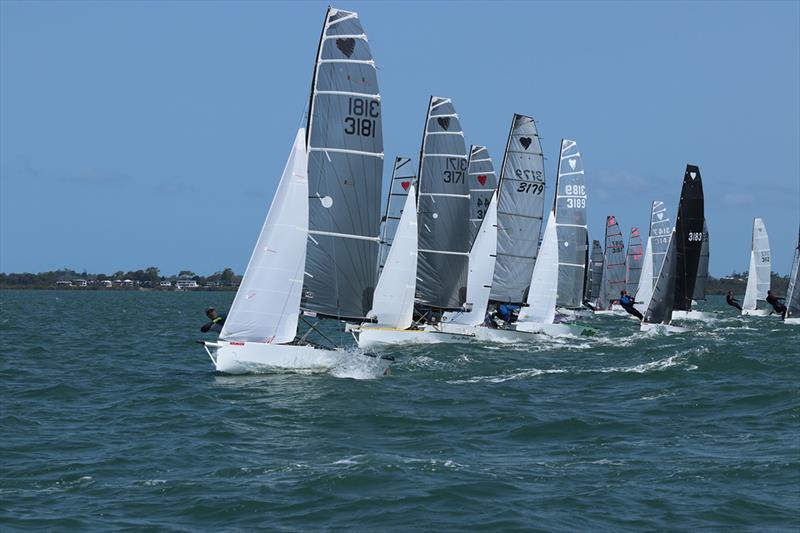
[625,226,644,295]
[519,209,558,324]
[466,145,497,249]
[784,226,800,320]
[643,229,677,325]
[377,156,415,274]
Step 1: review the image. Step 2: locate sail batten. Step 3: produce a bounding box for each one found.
[302,6,384,321]
[554,139,588,309]
[490,114,546,304]
[416,96,470,310]
[377,156,416,275]
[466,145,498,249]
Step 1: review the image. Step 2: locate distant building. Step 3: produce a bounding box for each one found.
[205,281,219,288]
[159,281,172,288]
[122,279,135,287]
[73,279,87,287]
[56,280,72,287]
[100,280,112,288]
[176,277,198,289]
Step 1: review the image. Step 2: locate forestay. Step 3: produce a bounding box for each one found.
[467,145,497,249]
[597,215,626,310]
[369,185,418,329]
[303,6,384,321]
[742,217,771,311]
[220,129,309,344]
[443,193,498,326]
[625,227,644,295]
[416,96,470,310]
[784,226,800,321]
[673,165,705,312]
[490,114,545,304]
[378,156,416,274]
[519,210,558,325]
[554,139,588,309]
[692,221,710,300]
[644,229,677,325]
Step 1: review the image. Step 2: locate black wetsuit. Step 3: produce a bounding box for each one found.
[619,294,644,320]
[726,294,742,311]
[766,294,786,315]
[200,315,226,333]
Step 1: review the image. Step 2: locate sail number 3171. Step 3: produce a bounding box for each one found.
[344,97,379,137]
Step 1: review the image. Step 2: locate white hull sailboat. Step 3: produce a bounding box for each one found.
[741,218,771,317]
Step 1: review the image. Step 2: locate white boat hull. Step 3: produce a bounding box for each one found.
[594,307,628,316]
[782,317,800,325]
[557,308,593,318]
[640,322,688,334]
[741,308,771,317]
[514,321,589,337]
[352,326,474,349]
[202,340,392,375]
[671,310,713,321]
[438,322,539,343]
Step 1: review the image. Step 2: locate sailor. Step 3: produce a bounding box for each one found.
[725,290,743,311]
[765,290,786,316]
[495,303,519,324]
[618,290,644,320]
[200,307,226,333]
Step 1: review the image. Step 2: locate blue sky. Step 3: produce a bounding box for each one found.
[1,0,798,276]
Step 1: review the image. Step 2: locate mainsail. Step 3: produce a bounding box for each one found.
[490,114,546,304]
[220,129,309,344]
[554,139,588,309]
[378,156,416,274]
[416,96,470,310]
[672,164,705,312]
[784,226,800,321]
[370,185,418,329]
[467,145,497,249]
[742,217,771,311]
[625,227,644,295]
[589,239,603,301]
[597,215,626,310]
[692,220,710,301]
[303,6,384,321]
[650,200,672,289]
[643,229,677,325]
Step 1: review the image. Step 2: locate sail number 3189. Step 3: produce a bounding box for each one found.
[344,97,379,137]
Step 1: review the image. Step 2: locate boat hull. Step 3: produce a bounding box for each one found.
[671,310,713,321]
[514,321,589,337]
[741,308,771,317]
[640,322,688,334]
[783,317,800,325]
[353,326,474,349]
[203,340,392,375]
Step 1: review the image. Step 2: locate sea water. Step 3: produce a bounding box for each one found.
[1,290,798,531]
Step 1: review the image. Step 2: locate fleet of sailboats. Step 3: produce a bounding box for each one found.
[200,5,799,374]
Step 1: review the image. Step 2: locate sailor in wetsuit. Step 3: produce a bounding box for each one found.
[200,307,226,333]
[726,290,743,311]
[494,303,520,324]
[765,290,786,317]
[618,290,644,320]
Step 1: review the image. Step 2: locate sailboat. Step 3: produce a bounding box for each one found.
[673,219,711,320]
[376,156,416,276]
[783,226,800,324]
[640,164,703,333]
[594,215,627,314]
[634,200,671,315]
[585,239,603,307]
[625,227,643,295]
[466,145,498,248]
[741,218,771,316]
[202,7,392,373]
[352,96,476,347]
[554,139,590,316]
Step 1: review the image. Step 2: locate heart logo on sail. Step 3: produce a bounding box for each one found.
[690,171,697,179]
[336,38,356,58]
[657,213,664,220]
[401,181,410,191]
[520,137,532,150]
[477,175,487,186]
[568,158,577,170]
[437,117,450,130]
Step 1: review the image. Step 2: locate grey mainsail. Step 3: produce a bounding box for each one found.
[378,156,416,274]
[589,239,603,300]
[302,7,384,321]
[597,216,626,310]
[650,200,672,290]
[692,220,710,301]
[490,114,546,304]
[644,229,677,324]
[785,226,800,321]
[554,138,588,309]
[625,227,644,294]
[416,96,470,310]
[467,145,497,249]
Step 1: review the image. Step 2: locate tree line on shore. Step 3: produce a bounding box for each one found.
[0,268,791,296]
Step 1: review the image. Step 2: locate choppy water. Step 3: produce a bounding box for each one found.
[1,289,798,531]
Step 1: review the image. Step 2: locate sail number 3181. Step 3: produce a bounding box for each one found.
[344,97,379,137]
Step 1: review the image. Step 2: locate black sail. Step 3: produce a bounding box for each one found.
[672,165,705,311]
